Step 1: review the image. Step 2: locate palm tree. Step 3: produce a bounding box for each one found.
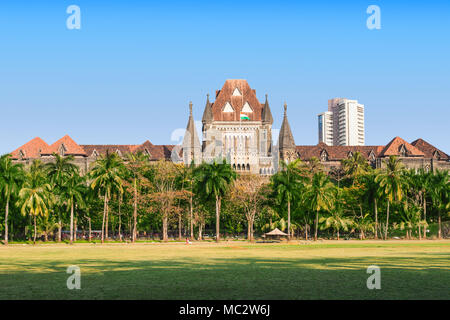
[375,156,406,240]
[194,160,236,243]
[45,153,78,241]
[341,151,370,184]
[125,151,149,242]
[361,172,381,239]
[319,190,352,240]
[430,169,449,239]
[271,159,305,240]
[61,172,86,244]
[303,172,335,241]
[89,152,125,243]
[0,154,24,245]
[17,160,51,244]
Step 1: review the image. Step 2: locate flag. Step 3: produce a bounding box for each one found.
[240,113,250,120]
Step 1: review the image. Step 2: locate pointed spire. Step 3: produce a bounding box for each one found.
[262,93,273,124]
[278,102,296,150]
[202,93,213,124]
[183,101,201,150]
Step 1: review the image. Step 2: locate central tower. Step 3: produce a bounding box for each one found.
[200,79,274,174]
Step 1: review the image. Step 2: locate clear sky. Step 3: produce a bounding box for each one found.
[1,0,449,154]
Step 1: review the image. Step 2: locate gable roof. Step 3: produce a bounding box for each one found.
[10,137,49,159]
[411,138,450,160]
[296,144,383,161]
[378,136,424,157]
[41,135,87,156]
[211,80,263,121]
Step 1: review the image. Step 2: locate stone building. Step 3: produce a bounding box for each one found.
[9,79,450,174]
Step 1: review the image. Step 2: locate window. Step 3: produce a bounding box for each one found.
[223,102,234,112]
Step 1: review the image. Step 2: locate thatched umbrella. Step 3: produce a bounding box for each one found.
[264,228,288,240]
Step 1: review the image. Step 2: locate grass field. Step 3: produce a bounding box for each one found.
[0,241,449,300]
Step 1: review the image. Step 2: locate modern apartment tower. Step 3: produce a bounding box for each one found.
[318,98,365,146]
[318,111,333,146]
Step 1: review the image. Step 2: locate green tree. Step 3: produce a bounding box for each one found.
[375,156,406,240]
[271,159,305,240]
[0,154,24,244]
[430,169,449,239]
[17,160,51,244]
[89,152,125,243]
[125,151,149,242]
[45,153,78,241]
[194,160,236,242]
[303,172,335,241]
[341,151,370,184]
[61,172,86,244]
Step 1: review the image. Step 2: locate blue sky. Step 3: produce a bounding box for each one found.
[1,0,449,154]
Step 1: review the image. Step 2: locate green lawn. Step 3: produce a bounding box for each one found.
[0,241,449,300]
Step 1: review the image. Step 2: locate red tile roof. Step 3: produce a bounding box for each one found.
[10,137,49,159]
[211,80,263,122]
[411,138,449,160]
[378,136,424,157]
[40,135,87,156]
[296,143,383,161]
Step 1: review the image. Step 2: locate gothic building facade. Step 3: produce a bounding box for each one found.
[9,79,450,174]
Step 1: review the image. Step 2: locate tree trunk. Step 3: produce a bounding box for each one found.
[105,201,109,241]
[337,229,340,240]
[423,195,427,239]
[215,195,220,243]
[418,224,422,240]
[58,218,62,242]
[118,198,122,241]
[438,211,442,239]
[69,203,74,244]
[385,200,390,240]
[132,178,137,243]
[33,215,37,244]
[178,214,182,241]
[287,200,291,240]
[198,223,203,241]
[74,218,77,242]
[314,210,319,241]
[190,194,194,239]
[88,217,92,242]
[374,198,378,239]
[101,193,107,243]
[247,219,251,241]
[162,212,168,242]
[4,197,9,245]
[305,223,308,241]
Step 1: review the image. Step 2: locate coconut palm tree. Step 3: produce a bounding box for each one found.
[17,160,51,244]
[125,151,149,242]
[0,154,25,245]
[361,171,381,239]
[303,172,335,241]
[375,156,406,240]
[89,152,125,243]
[193,160,236,242]
[429,169,449,239]
[271,159,305,240]
[45,153,78,241]
[342,151,371,184]
[61,172,86,244]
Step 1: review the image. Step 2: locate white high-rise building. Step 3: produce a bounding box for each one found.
[318,111,333,146]
[318,98,365,146]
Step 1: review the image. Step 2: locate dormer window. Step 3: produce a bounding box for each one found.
[19,150,25,160]
[144,149,151,158]
[116,149,122,157]
[320,150,328,162]
[369,150,376,161]
[232,87,242,96]
[92,150,99,157]
[433,150,440,160]
[399,144,407,157]
[223,102,234,112]
[242,102,253,113]
[347,151,353,158]
[59,144,66,156]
